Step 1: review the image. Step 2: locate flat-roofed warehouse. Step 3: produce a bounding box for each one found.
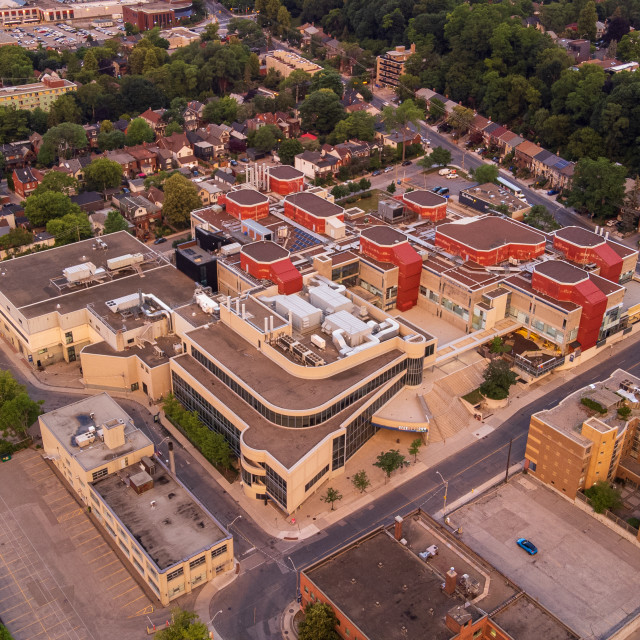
[0,231,195,367]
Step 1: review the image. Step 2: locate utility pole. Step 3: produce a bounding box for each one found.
[505,438,512,483]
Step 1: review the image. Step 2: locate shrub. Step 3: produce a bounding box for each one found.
[627,517,640,529]
[581,397,607,414]
[617,405,632,419]
[584,481,623,514]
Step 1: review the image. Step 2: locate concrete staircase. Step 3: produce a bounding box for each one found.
[423,361,487,442]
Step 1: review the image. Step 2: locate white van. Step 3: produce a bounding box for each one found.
[438,168,451,176]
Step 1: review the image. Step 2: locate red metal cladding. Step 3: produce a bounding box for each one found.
[270,176,304,195]
[531,271,607,350]
[553,236,622,282]
[240,253,302,294]
[283,202,344,234]
[435,233,545,266]
[224,199,270,221]
[402,199,447,222]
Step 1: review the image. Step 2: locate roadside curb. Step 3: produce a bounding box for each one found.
[281,599,301,639]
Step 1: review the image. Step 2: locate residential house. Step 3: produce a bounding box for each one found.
[182,101,205,131]
[514,140,545,171]
[483,124,508,148]
[127,178,146,193]
[533,152,575,190]
[149,147,173,171]
[377,127,422,151]
[193,141,214,163]
[157,132,197,169]
[88,211,108,236]
[144,186,164,210]
[70,191,104,213]
[559,38,591,63]
[104,150,137,179]
[57,157,91,183]
[83,124,100,149]
[596,21,606,40]
[297,23,331,47]
[29,132,42,155]
[138,108,167,136]
[114,194,161,238]
[1,142,34,170]
[213,169,236,188]
[127,145,158,176]
[195,181,223,206]
[12,167,38,200]
[498,130,525,155]
[294,150,340,180]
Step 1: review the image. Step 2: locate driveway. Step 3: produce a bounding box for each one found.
[454,475,640,640]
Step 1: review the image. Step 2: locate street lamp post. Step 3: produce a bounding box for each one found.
[287,556,300,602]
[208,610,223,639]
[436,471,448,517]
[227,515,242,529]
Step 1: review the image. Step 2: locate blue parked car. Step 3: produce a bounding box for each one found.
[516,538,537,555]
[547,189,559,196]
[372,170,381,176]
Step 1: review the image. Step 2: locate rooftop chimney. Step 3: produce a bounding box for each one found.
[444,567,457,595]
[394,515,404,541]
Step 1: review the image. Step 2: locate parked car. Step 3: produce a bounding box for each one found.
[432,186,443,193]
[492,156,500,163]
[401,160,412,166]
[384,166,393,173]
[153,237,167,245]
[230,160,238,166]
[476,147,486,154]
[516,538,537,555]
[240,157,249,163]
[438,168,451,176]
[547,189,559,196]
[371,170,381,176]
[436,187,450,196]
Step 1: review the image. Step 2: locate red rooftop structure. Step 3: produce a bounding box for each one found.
[240,241,302,294]
[401,190,447,222]
[435,217,545,266]
[359,226,422,311]
[269,165,305,195]
[220,189,270,221]
[553,226,622,283]
[283,192,344,234]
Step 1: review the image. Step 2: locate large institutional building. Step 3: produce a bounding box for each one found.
[39,394,234,606]
[0,73,76,112]
[3,165,639,514]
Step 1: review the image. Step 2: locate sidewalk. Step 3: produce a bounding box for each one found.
[193,560,239,640]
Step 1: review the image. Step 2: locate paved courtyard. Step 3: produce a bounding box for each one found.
[453,475,640,640]
[0,449,157,640]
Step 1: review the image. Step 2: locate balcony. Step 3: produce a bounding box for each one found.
[513,352,565,377]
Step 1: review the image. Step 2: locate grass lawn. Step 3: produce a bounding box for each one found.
[338,189,389,213]
[462,388,484,405]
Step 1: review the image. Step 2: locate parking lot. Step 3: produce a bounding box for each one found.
[0,449,155,640]
[454,475,640,640]
[3,21,123,51]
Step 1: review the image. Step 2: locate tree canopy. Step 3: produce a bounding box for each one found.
[84,158,123,195]
[125,118,155,146]
[567,157,627,219]
[162,174,202,227]
[103,210,129,235]
[298,603,340,640]
[24,192,83,228]
[299,90,346,134]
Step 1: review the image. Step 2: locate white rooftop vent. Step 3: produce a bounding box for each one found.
[105,293,141,314]
[106,253,144,271]
[63,262,97,283]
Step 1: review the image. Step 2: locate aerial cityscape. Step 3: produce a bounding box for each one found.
[0,0,640,638]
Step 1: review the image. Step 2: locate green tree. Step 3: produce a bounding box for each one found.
[387,182,396,193]
[103,210,129,234]
[0,45,33,85]
[253,125,279,152]
[480,359,517,400]
[374,449,409,481]
[352,470,371,493]
[448,105,475,137]
[281,69,312,103]
[565,127,603,161]
[33,172,78,196]
[83,49,99,73]
[154,608,208,640]
[100,119,114,133]
[0,392,43,438]
[382,99,424,162]
[163,173,202,227]
[567,157,627,219]
[29,107,48,135]
[489,336,512,354]
[425,146,452,168]
[409,438,423,463]
[358,177,371,191]
[395,73,421,102]
[0,106,30,143]
[473,163,499,184]
[299,90,346,135]
[584,481,623,514]
[617,31,640,62]
[164,121,183,136]
[98,130,126,151]
[38,123,88,166]
[0,227,33,251]
[298,602,340,640]
[200,22,219,42]
[24,192,82,227]
[47,93,81,127]
[46,211,93,245]
[428,98,446,121]
[309,68,344,98]
[203,96,239,125]
[125,118,155,146]
[331,111,376,143]
[278,138,303,165]
[84,158,123,197]
[523,204,560,231]
[577,0,597,40]
[320,487,343,510]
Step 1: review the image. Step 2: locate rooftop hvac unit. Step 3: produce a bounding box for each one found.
[304,351,325,366]
[195,292,220,314]
[221,242,242,256]
[63,262,97,283]
[105,293,140,314]
[291,343,309,360]
[277,335,296,351]
[74,431,96,448]
[310,334,326,350]
[140,456,156,476]
[153,345,165,358]
[106,253,144,271]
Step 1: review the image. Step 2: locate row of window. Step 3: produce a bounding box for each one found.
[265,465,288,508]
[190,345,408,428]
[305,464,329,493]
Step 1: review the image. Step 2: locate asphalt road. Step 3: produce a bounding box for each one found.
[211,335,640,640]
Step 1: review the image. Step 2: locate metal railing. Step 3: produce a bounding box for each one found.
[576,491,639,535]
[513,353,565,377]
